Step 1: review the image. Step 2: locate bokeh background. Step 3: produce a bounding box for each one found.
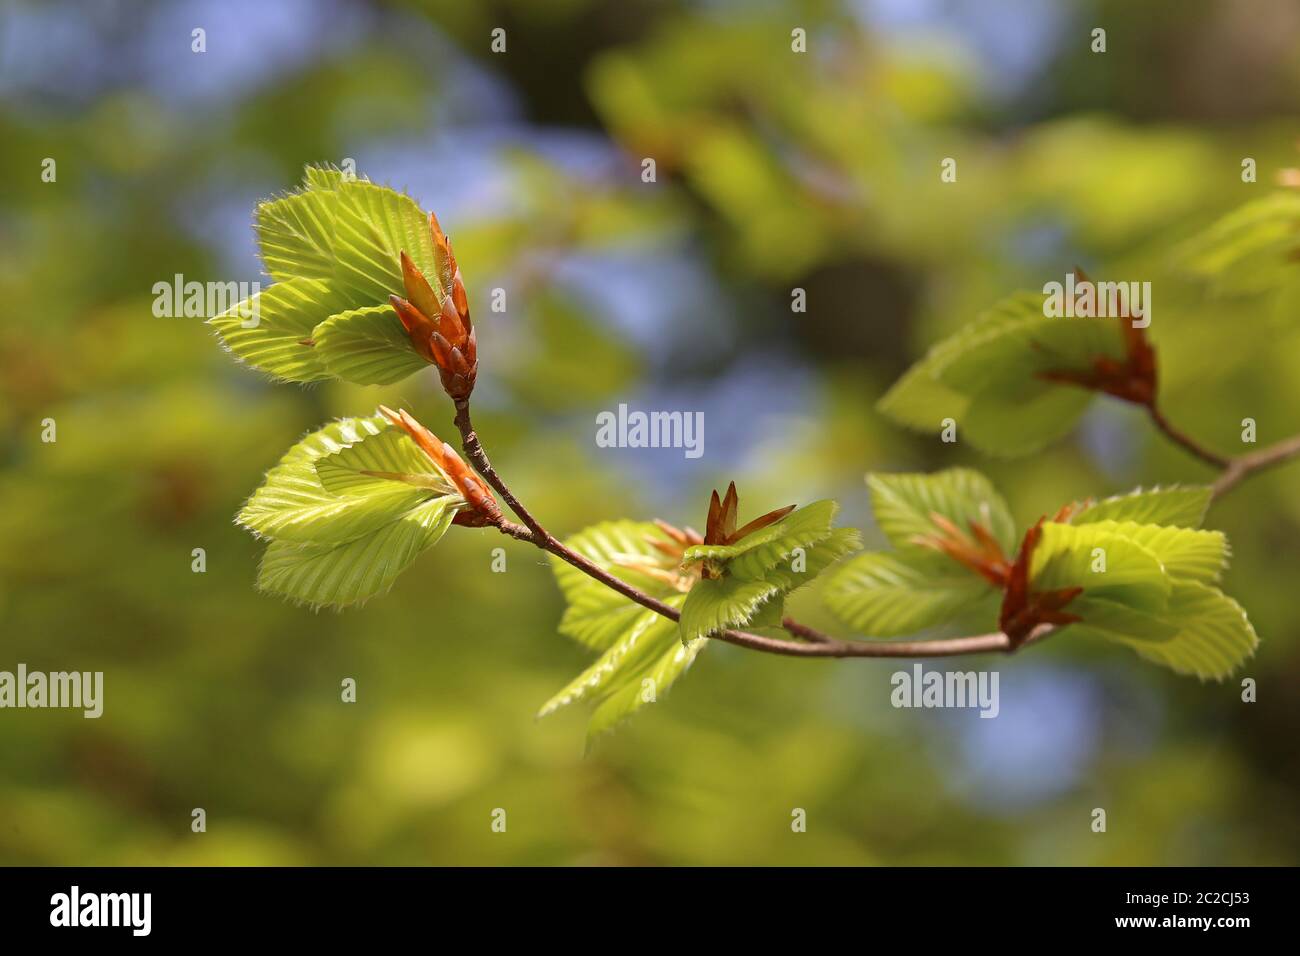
[2,0,1299,865]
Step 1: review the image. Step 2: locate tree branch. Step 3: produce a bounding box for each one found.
[452,399,1044,661]
[1146,403,1231,469]
[1212,432,1300,498]
[1144,400,1300,499]
[453,398,548,540]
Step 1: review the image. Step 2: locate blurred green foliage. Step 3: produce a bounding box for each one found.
[1,0,1298,865]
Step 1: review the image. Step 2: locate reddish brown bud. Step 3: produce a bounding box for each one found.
[400,250,442,320]
[697,482,796,577]
[390,295,438,365]
[387,211,478,401]
[439,295,468,347]
[912,512,1011,588]
[450,269,470,331]
[997,518,1082,647]
[429,329,453,368]
[654,519,704,547]
[1036,266,1157,408]
[378,405,500,525]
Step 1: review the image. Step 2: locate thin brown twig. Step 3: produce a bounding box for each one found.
[1212,432,1300,498]
[453,398,548,539]
[452,398,1043,661]
[1145,401,1300,498]
[1146,404,1231,469]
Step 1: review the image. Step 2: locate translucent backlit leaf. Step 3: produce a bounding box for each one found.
[1085,520,1228,584]
[762,526,863,594]
[824,549,994,636]
[551,521,689,650]
[239,416,446,544]
[586,613,706,748]
[867,469,1017,555]
[678,575,782,643]
[1071,486,1212,529]
[312,305,428,385]
[538,595,687,719]
[1102,581,1258,680]
[330,180,438,306]
[1031,522,1170,612]
[209,276,346,382]
[256,495,457,610]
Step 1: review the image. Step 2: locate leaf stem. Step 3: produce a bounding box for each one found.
[452,399,1048,660]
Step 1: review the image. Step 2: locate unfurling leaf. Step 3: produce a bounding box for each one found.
[209,276,345,383]
[1030,522,1171,612]
[823,470,1256,679]
[312,305,430,385]
[543,498,859,739]
[550,520,694,650]
[1108,581,1258,680]
[211,165,462,388]
[681,499,837,578]
[824,550,995,636]
[257,495,457,609]
[238,413,469,609]
[675,487,859,641]
[543,523,704,740]
[1069,485,1212,529]
[585,620,705,748]
[877,285,1159,457]
[538,597,706,749]
[1079,520,1227,584]
[867,469,1017,556]
[238,414,427,543]
[678,576,782,644]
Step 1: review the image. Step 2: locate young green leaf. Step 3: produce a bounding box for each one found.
[538,596,687,719]
[255,495,457,609]
[1030,522,1170,612]
[958,384,1093,458]
[680,500,838,578]
[937,314,1125,397]
[878,287,1148,456]
[1064,595,1181,643]
[1083,520,1228,584]
[271,414,390,465]
[867,469,1017,556]
[303,164,349,191]
[1070,485,1212,529]
[209,276,347,382]
[330,180,438,306]
[875,357,971,433]
[938,314,1127,457]
[256,185,340,284]
[1103,580,1258,680]
[762,526,863,593]
[312,305,428,385]
[586,613,706,748]
[239,416,449,544]
[877,291,1046,431]
[314,427,452,498]
[1177,192,1300,294]
[550,521,690,650]
[678,575,782,643]
[236,168,455,386]
[823,549,995,636]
